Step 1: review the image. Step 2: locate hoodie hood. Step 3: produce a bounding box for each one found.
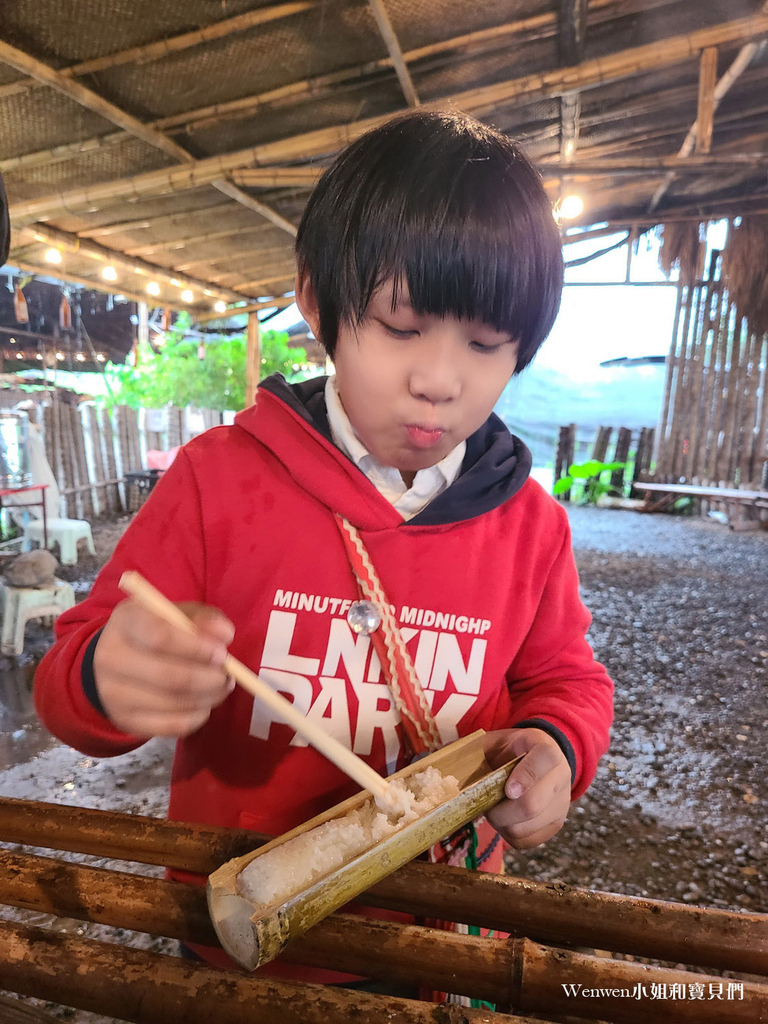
[235,373,531,528]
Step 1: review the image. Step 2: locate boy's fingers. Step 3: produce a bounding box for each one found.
[116,601,230,666]
[179,603,235,646]
[504,743,565,800]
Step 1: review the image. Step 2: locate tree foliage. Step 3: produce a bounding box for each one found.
[105,315,309,412]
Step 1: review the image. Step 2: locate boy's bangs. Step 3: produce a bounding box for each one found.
[297,111,563,367]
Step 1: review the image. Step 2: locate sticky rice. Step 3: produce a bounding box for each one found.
[237,766,460,911]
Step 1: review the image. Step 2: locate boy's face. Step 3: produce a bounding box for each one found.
[300,277,518,485]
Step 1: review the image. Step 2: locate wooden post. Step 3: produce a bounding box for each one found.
[99,406,122,512]
[696,47,718,153]
[591,425,612,463]
[554,424,576,501]
[611,426,632,490]
[246,312,261,408]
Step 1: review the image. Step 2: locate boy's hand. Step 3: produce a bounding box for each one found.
[93,599,235,738]
[483,727,572,850]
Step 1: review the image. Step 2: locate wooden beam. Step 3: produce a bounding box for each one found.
[367,0,420,107]
[245,312,262,407]
[10,11,768,227]
[649,34,765,211]
[0,2,318,102]
[211,179,298,237]
[0,40,191,165]
[696,47,718,154]
[559,0,588,161]
[17,223,250,303]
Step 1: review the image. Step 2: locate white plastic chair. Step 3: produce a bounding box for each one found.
[0,578,75,656]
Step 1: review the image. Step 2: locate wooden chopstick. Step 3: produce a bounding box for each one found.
[118,572,393,806]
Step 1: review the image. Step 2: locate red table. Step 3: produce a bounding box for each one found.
[0,483,48,550]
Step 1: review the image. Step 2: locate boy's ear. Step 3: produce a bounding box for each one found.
[294,270,321,343]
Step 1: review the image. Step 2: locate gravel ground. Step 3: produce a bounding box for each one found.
[0,505,765,1019]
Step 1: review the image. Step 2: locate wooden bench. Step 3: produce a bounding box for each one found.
[639,482,768,531]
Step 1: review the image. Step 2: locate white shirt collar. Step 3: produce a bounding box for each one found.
[324,375,465,520]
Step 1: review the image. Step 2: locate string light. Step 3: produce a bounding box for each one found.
[181,289,194,303]
[146,281,161,296]
[558,194,584,220]
[170,279,182,287]
[36,354,43,361]
[96,353,106,362]
[56,352,64,361]
[9,337,15,344]
[45,248,62,264]
[102,266,118,282]
[16,353,23,360]
[214,300,227,314]
[76,353,86,362]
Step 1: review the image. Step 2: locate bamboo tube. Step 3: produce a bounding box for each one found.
[211,179,298,237]
[367,0,420,107]
[696,48,718,154]
[0,795,766,975]
[0,921,526,1024]
[208,733,516,969]
[11,12,768,224]
[119,571,393,807]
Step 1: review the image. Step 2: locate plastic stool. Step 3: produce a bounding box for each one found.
[0,579,75,656]
[22,518,96,566]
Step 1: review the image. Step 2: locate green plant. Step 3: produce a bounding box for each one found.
[104,315,309,412]
[553,459,627,505]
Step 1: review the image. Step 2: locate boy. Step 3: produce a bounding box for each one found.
[33,111,612,968]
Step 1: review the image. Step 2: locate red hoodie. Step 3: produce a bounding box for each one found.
[34,375,612,964]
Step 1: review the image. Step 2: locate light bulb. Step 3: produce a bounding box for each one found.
[559,194,584,220]
[146,281,161,296]
[102,266,118,282]
[45,248,62,264]
[181,289,194,303]
[214,300,227,314]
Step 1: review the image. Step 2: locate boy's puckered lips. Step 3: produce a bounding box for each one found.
[406,424,447,449]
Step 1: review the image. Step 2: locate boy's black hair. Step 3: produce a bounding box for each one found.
[0,172,9,269]
[295,109,563,372]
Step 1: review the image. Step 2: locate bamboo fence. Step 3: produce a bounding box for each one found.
[35,398,225,519]
[655,265,768,490]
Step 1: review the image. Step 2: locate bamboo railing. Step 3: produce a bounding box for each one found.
[0,796,764,1023]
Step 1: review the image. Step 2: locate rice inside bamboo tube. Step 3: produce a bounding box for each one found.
[208,731,520,970]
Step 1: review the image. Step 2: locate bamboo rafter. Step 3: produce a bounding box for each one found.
[696,47,718,154]
[0,1,319,102]
[16,223,251,303]
[558,0,588,162]
[367,0,420,107]
[9,11,768,226]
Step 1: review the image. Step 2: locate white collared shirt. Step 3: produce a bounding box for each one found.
[325,375,465,521]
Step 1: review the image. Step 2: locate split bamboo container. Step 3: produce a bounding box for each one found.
[208,730,517,969]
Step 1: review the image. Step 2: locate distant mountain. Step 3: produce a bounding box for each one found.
[495,361,666,467]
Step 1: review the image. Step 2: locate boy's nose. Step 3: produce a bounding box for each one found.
[408,349,462,404]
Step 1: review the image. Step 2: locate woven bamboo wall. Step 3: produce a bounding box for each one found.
[655,271,768,488]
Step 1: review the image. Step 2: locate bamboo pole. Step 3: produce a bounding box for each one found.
[367,0,420,107]
[10,12,768,224]
[737,329,761,485]
[515,939,767,1023]
[540,154,768,174]
[211,179,298,237]
[2,848,768,1015]
[0,796,766,975]
[124,221,279,258]
[228,167,324,188]
[100,406,122,512]
[0,921,522,1024]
